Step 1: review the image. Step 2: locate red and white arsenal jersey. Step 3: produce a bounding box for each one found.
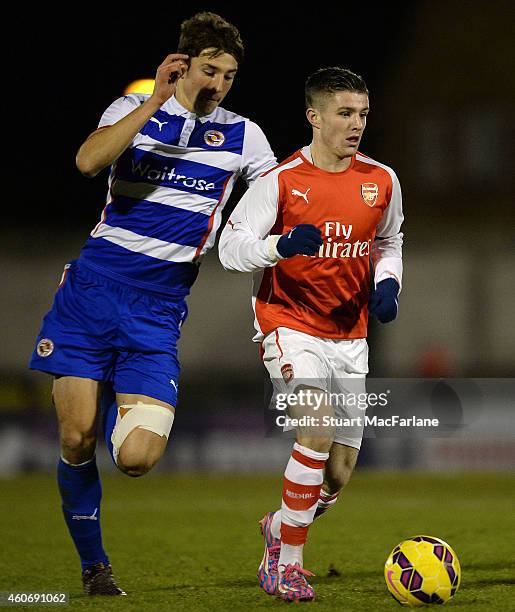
[219,146,403,340]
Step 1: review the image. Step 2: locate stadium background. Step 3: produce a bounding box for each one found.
[1,1,514,609]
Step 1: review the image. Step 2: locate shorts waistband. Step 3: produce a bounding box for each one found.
[75,259,188,303]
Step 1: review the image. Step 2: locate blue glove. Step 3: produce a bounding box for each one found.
[277,224,323,258]
[368,278,400,323]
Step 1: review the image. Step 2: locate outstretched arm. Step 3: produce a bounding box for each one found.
[219,171,322,273]
[219,173,283,272]
[76,53,188,177]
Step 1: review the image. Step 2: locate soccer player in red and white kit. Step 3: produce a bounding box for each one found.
[219,67,403,601]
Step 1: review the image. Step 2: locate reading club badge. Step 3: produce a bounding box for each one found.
[37,338,54,357]
[204,130,225,147]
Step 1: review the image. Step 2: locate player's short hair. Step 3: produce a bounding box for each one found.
[178,12,244,65]
[305,67,368,109]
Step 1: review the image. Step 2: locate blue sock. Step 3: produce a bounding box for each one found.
[100,382,118,465]
[57,457,109,571]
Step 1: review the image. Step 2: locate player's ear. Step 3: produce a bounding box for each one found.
[180,59,190,78]
[306,107,320,130]
[179,55,191,78]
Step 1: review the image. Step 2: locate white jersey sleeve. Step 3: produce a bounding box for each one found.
[97,94,145,129]
[239,121,277,186]
[218,171,283,272]
[371,170,404,288]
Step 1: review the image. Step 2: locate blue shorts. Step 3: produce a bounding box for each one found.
[29,260,187,406]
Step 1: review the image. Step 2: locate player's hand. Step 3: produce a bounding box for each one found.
[151,53,189,105]
[277,224,323,258]
[368,278,400,323]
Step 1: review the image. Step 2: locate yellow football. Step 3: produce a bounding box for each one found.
[384,535,461,606]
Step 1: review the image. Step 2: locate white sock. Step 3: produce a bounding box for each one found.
[271,510,281,539]
[279,542,304,571]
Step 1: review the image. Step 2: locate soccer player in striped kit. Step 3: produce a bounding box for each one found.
[219,67,404,601]
[29,12,276,596]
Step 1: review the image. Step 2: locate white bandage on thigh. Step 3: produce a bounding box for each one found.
[111,401,174,463]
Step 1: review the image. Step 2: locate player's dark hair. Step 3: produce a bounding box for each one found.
[305,67,368,108]
[178,12,244,65]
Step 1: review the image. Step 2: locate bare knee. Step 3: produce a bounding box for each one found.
[325,468,352,493]
[117,459,153,478]
[117,428,167,477]
[53,376,100,464]
[296,436,334,454]
[117,454,155,478]
[60,429,97,464]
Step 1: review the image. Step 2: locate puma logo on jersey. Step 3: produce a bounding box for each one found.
[150,117,168,131]
[291,187,311,204]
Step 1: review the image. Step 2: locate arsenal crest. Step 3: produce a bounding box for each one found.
[361,183,379,207]
[281,363,294,384]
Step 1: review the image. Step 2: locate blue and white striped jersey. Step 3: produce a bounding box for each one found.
[79,94,277,298]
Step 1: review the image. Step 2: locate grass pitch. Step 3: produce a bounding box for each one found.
[1,472,514,611]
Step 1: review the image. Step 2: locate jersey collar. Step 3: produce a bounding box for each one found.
[166,96,217,123]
